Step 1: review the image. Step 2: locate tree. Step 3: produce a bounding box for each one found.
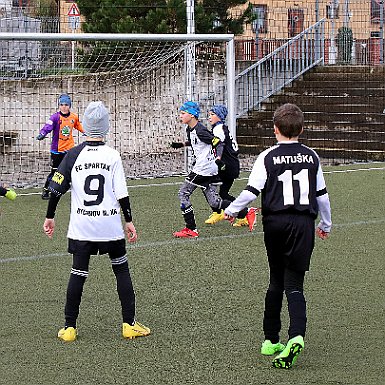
[76,0,255,35]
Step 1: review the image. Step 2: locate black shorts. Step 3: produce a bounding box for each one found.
[263,213,315,271]
[68,238,126,258]
[185,172,218,189]
[50,152,67,169]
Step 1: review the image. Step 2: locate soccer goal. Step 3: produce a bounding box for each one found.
[0,32,235,188]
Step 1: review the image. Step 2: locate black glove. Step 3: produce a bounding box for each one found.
[171,142,184,149]
[215,158,226,171]
[36,133,45,140]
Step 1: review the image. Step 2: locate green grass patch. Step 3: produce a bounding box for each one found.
[0,163,384,384]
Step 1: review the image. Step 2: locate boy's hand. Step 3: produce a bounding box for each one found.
[44,218,55,239]
[224,213,235,224]
[316,227,330,240]
[36,133,45,140]
[125,222,138,243]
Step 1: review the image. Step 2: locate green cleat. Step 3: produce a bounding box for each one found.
[272,335,304,369]
[57,327,77,342]
[261,340,285,356]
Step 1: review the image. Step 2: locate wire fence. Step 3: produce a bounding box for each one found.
[0,1,384,186]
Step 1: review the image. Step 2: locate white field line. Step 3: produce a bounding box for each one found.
[1,218,385,264]
[2,166,384,264]
[12,165,385,197]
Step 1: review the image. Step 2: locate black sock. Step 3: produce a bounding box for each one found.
[286,290,307,339]
[64,273,87,328]
[112,261,135,325]
[181,204,196,230]
[263,289,284,343]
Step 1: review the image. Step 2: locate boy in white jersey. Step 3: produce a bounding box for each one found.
[224,103,332,369]
[43,101,150,342]
[171,101,255,238]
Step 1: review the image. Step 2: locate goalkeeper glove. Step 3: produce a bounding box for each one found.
[215,158,226,171]
[36,133,45,140]
[5,189,17,201]
[171,142,184,149]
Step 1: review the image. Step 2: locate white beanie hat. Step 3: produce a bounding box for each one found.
[83,101,110,138]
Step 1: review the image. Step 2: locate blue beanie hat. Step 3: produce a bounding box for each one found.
[58,94,71,107]
[180,101,200,118]
[210,104,228,122]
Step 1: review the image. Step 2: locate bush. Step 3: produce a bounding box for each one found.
[337,26,353,64]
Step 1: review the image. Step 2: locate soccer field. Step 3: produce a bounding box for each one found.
[1,163,384,385]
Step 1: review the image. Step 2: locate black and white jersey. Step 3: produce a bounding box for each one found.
[49,141,128,241]
[246,142,327,217]
[212,122,240,178]
[186,122,218,176]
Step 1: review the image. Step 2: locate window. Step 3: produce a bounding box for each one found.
[12,0,29,7]
[371,0,385,23]
[326,2,340,19]
[288,8,304,37]
[252,5,268,34]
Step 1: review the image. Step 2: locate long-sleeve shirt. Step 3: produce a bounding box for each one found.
[39,111,83,154]
[185,122,224,176]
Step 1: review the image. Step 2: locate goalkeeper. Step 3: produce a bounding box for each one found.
[36,94,83,200]
[170,101,256,238]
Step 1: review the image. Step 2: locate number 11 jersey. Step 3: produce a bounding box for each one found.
[247,141,327,218]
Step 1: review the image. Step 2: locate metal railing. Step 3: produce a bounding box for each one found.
[235,18,325,118]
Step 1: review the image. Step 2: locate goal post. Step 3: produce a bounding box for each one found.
[0,32,235,188]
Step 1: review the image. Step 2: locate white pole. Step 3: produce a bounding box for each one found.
[185,0,196,173]
[71,41,75,69]
[226,38,236,140]
[186,0,195,100]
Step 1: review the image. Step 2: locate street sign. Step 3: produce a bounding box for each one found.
[67,3,80,17]
[68,15,80,30]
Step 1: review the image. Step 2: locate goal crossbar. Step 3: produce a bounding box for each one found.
[0,32,234,42]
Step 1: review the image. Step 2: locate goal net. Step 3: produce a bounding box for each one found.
[0,33,235,188]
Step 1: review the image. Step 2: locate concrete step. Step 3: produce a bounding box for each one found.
[237,134,385,151]
[276,87,385,97]
[302,71,385,82]
[239,143,385,162]
[310,65,385,75]
[237,125,385,138]
[260,100,383,114]
[240,111,385,125]
[265,95,385,110]
[236,65,385,161]
[289,80,385,90]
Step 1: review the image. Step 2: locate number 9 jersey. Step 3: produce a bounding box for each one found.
[49,141,129,241]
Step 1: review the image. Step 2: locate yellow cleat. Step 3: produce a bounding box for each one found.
[57,327,77,342]
[122,321,151,339]
[205,210,225,224]
[232,217,248,227]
